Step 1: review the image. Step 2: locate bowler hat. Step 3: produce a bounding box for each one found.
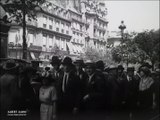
[96,60,105,69]
[117,65,124,70]
[127,67,135,72]
[3,59,18,71]
[51,56,61,65]
[61,57,73,66]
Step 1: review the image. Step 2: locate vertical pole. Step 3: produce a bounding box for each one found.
[22,0,27,59]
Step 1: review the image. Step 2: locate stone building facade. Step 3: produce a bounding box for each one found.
[8,0,108,60]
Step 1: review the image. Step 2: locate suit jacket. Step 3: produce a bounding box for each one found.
[56,70,82,111]
[0,73,21,115]
[83,71,106,110]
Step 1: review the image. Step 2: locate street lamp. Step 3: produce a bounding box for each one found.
[119,20,126,40]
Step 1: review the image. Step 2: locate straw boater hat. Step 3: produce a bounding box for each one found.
[73,58,85,67]
[85,60,95,68]
[3,59,18,71]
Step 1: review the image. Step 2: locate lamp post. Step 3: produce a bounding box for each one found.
[119,20,126,41]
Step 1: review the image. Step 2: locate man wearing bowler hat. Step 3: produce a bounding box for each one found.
[58,57,81,116]
[50,56,63,85]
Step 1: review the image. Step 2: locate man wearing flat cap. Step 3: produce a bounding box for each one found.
[73,58,88,110]
[111,65,128,110]
[125,67,139,111]
[82,60,106,114]
[57,57,82,117]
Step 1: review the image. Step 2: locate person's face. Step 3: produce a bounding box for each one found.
[75,64,82,71]
[140,71,145,77]
[52,64,59,71]
[118,69,123,74]
[127,71,134,77]
[63,64,70,73]
[86,66,94,76]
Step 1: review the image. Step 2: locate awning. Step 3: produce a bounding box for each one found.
[76,45,81,53]
[79,46,83,53]
[66,42,74,54]
[73,44,78,53]
[30,52,36,60]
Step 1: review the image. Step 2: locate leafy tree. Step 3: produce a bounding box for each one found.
[111,30,160,69]
[134,29,160,69]
[81,47,114,66]
[1,0,45,59]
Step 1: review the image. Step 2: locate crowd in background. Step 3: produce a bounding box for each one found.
[0,56,159,120]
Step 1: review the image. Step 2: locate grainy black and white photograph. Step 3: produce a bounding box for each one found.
[0,0,159,120]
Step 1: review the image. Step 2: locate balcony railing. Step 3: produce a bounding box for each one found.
[27,20,38,27]
[41,3,70,21]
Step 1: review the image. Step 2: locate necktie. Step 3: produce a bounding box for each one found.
[62,74,67,92]
[55,72,57,78]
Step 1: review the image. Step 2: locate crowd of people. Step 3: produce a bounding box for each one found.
[0,56,159,120]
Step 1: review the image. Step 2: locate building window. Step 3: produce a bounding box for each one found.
[66,24,69,30]
[61,22,64,28]
[42,34,47,46]
[66,30,69,34]
[56,20,60,26]
[103,32,105,37]
[56,28,59,32]
[55,36,60,48]
[43,16,47,28]
[49,35,53,47]
[61,38,65,50]
[80,25,82,31]
[49,18,53,30]
[61,29,64,33]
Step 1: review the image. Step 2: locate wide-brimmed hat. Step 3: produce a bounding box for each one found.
[61,56,73,66]
[73,59,85,66]
[21,66,37,74]
[50,56,61,65]
[3,59,18,71]
[117,65,124,70]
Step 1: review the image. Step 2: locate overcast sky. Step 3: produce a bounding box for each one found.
[105,0,159,32]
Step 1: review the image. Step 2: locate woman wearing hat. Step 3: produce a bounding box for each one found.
[138,66,154,110]
[0,59,21,118]
[39,72,57,120]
